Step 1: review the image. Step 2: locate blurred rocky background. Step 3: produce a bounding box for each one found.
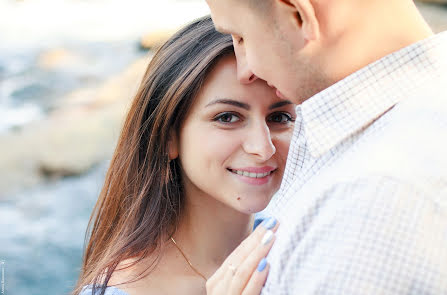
[0,0,446,294]
[0,1,208,294]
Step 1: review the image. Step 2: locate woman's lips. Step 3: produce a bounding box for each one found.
[227,167,277,185]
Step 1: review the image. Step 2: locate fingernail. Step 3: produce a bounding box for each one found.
[257,258,267,272]
[261,230,274,245]
[261,217,277,230]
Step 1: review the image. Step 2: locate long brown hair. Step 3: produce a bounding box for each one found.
[73,16,233,295]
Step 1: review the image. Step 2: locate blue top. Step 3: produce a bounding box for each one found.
[79,285,129,295]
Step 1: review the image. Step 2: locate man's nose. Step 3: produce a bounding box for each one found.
[234,47,258,84]
[242,122,276,161]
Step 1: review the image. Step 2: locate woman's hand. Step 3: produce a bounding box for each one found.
[206,217,279,295]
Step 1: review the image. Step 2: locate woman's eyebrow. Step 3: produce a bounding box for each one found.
[269,100,293,110]
[205,99,250,110]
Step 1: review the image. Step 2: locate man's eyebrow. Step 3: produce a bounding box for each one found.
[269,100,293,110]
[205,99,250,110]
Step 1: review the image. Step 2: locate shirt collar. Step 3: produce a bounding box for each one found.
[300,30,447,158]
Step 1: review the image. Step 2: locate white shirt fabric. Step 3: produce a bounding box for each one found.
[262,31,447,294]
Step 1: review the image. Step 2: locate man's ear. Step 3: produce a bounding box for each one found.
[277,0,320,41]
[167,130,179,160]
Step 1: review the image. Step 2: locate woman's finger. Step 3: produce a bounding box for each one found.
[228,229,276,294]
[222,217,278,269]
[206,217,278,295]
[211,217,278,280]
[241,259,270,295]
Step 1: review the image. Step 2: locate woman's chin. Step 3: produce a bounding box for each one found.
[235,198,271,215]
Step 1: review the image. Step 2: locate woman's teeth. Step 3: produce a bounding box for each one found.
[230,169,273,178]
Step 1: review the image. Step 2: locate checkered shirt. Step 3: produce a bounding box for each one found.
[261,31,447,294]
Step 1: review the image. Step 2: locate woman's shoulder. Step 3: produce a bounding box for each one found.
[79,285,130,295]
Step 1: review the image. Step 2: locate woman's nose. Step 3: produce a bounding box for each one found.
[242,122,276,161]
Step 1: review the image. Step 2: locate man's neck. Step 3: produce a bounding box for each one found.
[323,0,433,86]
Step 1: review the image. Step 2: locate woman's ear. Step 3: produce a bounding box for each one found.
[167,130,179,160]
[277,0,320,41]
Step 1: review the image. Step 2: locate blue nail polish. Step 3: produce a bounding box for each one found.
[257,258,267,272]
[261,217,277,230]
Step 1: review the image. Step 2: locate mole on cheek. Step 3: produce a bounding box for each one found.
[237,197,241,200]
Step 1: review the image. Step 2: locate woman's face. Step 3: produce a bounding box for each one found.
[175,55,295,214]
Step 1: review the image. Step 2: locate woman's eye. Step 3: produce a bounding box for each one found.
[268,112,294,124]
[214,113,241,124]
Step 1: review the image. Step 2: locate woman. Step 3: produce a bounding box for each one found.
[74,16,295,295]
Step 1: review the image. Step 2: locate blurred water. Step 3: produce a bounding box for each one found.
[0,163,108,295]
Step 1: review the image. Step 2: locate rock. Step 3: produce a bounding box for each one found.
[37,48,83,70]
[0,56,149,198]
[139,29,178,50]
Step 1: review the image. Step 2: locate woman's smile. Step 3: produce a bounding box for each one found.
[227,166,277,185]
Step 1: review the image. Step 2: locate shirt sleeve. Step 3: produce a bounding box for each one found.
[263,176,447,294]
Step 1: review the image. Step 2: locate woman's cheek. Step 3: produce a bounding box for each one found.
[208,130,242,162]
[273,131,293,157]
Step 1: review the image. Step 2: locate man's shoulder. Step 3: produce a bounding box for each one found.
[338,88,447,183]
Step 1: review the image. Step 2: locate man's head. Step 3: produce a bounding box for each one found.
[206,0,432,104]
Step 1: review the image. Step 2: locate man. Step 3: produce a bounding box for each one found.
[206,0,447,294]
